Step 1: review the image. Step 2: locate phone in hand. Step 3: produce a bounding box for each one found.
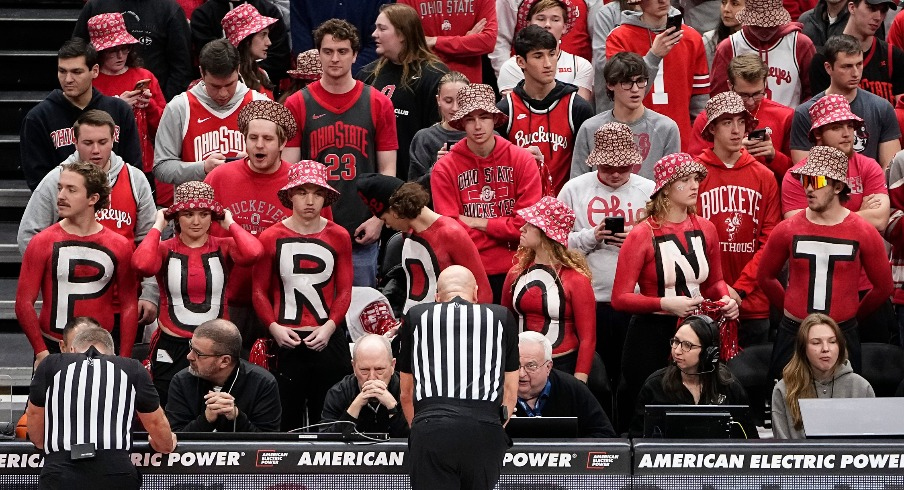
[133,79,151,91]
[446,139,459,149]
[604,216,625,234]
[666,14,683,32]
[748,129,767,141]
[224,156,243,162]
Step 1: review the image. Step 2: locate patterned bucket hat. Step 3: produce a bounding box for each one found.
[238,100,298,141]
[87,13,139,52]
[287,49,322,80]
[516,196,576,247]
[164,181,225,220]
[221,3,278,47]
[356,173,404,218]
[449,84,508,131]
[735,0,791,27]
[702,92,759,142]
[277,160,340,208]
[791,145,849,187]
[808,94,864,142]
[586,122,641,168]
[651,153,708,197]
[515,0,579,36]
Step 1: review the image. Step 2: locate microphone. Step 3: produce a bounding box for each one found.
[674,360,715,375]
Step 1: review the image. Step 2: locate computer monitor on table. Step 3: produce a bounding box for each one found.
[643,404,750,439]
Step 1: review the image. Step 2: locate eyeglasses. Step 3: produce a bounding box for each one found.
[669,337,702,353]
[188,340,225,358]
[618,78,649,90]
[799,175,829,190]
[735,90,766,102]
[519,361,550,373]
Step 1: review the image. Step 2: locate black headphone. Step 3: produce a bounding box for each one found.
[683,315,720,374]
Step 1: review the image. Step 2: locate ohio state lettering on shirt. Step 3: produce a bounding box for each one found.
[181,91,251,161]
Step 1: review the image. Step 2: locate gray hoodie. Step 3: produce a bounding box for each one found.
[771,360,875,439]
[153,80,268,185]
[18,151,159,305]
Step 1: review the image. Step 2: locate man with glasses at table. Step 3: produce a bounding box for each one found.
[516,331,615,438]
[165,319,282,432]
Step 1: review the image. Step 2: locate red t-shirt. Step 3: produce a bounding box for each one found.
[502,264,596,376]
[16,224,138,356]
[252,221,353,328]
[758,210,893,321]
[611,215,729,314]
[607,24,709,151]
[284,80,398,152]
[782,152,888,215]
[131,225,263,337]
[402,216,493,312]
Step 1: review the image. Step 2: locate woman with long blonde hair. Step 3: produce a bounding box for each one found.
[356,3,450,180]
[610,152,739,431]
[502,196,596,382]
[771,313,874,439]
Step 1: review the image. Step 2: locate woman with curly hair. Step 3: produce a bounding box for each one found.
[356,3,450,181]
[502,196,596,382]
[771,313,875,439]
[356,174,492,315]
[611,152,738,430]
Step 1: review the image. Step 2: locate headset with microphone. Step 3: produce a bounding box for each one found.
[677,315,720,375]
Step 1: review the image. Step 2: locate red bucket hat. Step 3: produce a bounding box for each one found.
[651,153,708,198]
[808,94,864,142]
[515,0,579,37]
[449,84,508,131]
[87,13,139,52]
[277,160,340,208]
[791,145,850,188]
[702,92,759,142]
[287,49,322,80]
[735,0,791,27]
[164,181,225,220]
[221,3,278,48]
[516,196,576,247]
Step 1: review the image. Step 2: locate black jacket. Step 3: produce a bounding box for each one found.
[20,88,142,190]
[166,360,282,432]
[320,372,410,437]
[190,0,291,87]
[73,0,194,100]
[519,369,616,438]
[629,367,759,439]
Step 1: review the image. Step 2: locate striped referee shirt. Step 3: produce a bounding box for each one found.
[398,297,519,403]
[28,347,160,454]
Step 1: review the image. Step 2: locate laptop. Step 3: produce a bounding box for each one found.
[505,416,579,438]
[800,397,904,438]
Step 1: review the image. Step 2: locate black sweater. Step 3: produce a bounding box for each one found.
[320,372,410,437]
[629,367,759,439]
[519,368,616,438]
[166,360,282,432]
[20,88,142,190]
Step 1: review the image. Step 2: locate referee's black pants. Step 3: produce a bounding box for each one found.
[40,450,139,490]
[408,400,510,490]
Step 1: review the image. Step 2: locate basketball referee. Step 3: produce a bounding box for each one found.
[26,327,176,489]
[398,265,519,490]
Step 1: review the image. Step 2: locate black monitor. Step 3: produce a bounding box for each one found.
[505,416,579,438]
[643,404,750,439]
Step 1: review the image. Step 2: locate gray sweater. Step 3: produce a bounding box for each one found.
[17,151,159,305]
[771,361,875,439]
[408,123,466,181]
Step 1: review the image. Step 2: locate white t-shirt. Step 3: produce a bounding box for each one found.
[497,50,594,92]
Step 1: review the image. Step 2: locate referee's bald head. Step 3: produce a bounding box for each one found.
[436,265,478,303]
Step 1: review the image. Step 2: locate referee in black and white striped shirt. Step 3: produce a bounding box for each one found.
[27,326,176,489]
[398,265,519,490]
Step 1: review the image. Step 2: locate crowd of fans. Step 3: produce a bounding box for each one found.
[15,0,904,440]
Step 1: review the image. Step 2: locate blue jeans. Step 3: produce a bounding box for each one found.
[352,241,379,288]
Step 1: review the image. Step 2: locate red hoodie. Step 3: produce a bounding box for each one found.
[696,148,781,319]
[689,98,795,184]
[710,23,815,108]
[431,135,543,275]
